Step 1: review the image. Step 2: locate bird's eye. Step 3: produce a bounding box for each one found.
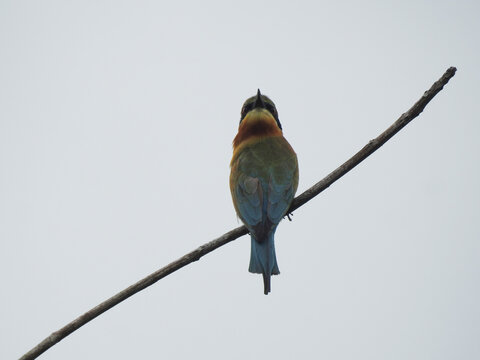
[265,103,277,117]
[240,103,253,122]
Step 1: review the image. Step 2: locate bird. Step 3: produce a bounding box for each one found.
[230,89,299,295]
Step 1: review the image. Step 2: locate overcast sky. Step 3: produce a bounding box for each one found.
[1,1,479,359]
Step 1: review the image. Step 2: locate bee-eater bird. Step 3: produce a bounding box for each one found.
[230,90,299,295]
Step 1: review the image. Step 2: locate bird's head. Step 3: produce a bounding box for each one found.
[239,89,282,130]
[233,89,283,149]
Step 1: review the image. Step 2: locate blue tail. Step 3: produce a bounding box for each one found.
[248,232,280,295]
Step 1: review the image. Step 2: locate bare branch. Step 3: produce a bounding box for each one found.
[19,66,457,360]
[290,66,457,212]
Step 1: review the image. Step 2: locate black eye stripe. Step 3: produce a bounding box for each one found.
[240,103,254,122]
[265,103,276,115]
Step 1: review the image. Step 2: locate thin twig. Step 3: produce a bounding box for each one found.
[19,66,457,360]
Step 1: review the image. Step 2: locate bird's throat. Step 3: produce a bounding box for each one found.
[233,111,282,149]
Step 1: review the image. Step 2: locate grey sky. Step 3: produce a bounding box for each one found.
[1,1,479,359]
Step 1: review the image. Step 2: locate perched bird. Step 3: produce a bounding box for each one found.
[230,90,299,295]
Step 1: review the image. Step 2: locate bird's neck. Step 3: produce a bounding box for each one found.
[233,111,282,150]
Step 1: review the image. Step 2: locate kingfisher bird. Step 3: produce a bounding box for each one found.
[230,90,299,295]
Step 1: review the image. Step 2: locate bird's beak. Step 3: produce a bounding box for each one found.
[253,89,265,109]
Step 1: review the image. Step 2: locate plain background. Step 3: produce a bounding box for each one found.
[1,1,479,359]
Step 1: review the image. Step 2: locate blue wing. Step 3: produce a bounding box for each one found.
[267,175,296,225]
[234,171,296,236]
[235,174,264,228]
